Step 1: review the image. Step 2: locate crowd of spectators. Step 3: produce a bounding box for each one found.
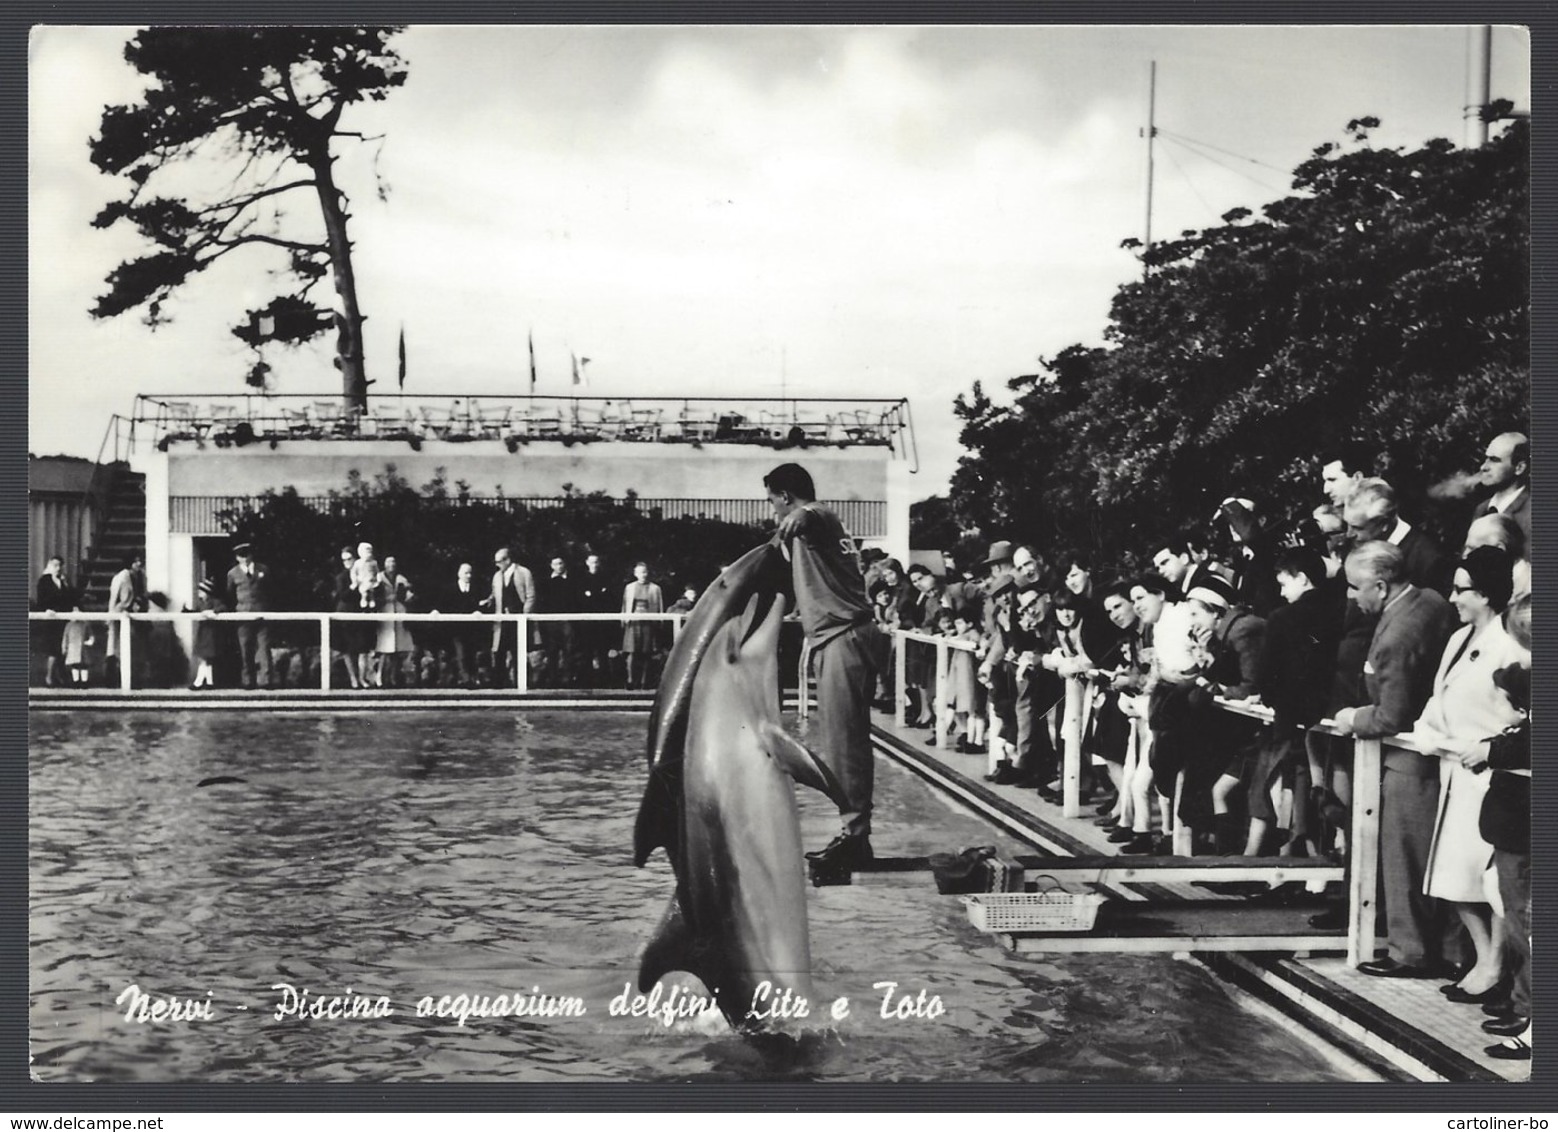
[872,430,1532,1063]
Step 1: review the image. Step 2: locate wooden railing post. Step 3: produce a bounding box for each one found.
[797,639,812,720]
[934,639,949,747]
[1062,675,1084,818]
[894,630,907,727]
[515,615,529,693]
[1348,736,1383,967]
[320,614,332,691]
[119,614,134,692]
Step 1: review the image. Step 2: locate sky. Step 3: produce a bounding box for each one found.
[27,24,1532,495]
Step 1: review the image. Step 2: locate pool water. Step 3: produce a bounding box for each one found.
[29,710,1358,1082]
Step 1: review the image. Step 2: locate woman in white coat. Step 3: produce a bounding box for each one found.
[1410,545,1524,1002]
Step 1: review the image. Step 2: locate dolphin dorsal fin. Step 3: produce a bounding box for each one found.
[760,722,850,810]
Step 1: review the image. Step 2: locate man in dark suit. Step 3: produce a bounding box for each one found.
[535,555,578,687]
[440,561,486,688]
[1473,431,1530,548]
[225,541,274,689]
[577,553,616,686]
[35,555,74,687]
[1342,477,1453,598]
[1334,540,1457,978]
[489,546,536,687]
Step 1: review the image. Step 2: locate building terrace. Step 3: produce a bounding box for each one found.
[132,393,916,459]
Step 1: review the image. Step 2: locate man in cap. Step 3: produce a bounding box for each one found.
[981,541,1016,636]
[225,541,274,689]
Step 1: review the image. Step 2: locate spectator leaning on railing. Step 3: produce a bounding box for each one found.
[1116,572,1173,854]
[1245,547,1341,858]
[1177,572,1265,855]
[1332,539,1459,980]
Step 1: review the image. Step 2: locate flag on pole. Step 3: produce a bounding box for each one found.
[579,357,591,387]
[397,325,407,391]
[571,352,580,386]
[528,331,537,393]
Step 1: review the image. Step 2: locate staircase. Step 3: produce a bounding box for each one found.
[79,465,145,607]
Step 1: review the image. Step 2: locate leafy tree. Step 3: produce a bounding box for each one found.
[908,494,962,551]
[951,117,1528,570]
[218,465,771,619]
[89,27,408,409]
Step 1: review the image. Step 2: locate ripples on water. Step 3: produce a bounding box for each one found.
[30,710,1351,1083]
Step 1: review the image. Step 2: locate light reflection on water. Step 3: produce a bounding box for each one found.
[30,710,1353,1083]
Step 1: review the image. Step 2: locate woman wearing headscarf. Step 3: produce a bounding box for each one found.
[1410,545,1524,1007]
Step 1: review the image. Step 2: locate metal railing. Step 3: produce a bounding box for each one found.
[29,610,692,695]
[130,393,915,462]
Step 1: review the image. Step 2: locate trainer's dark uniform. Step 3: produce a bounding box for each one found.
[772,504,887,838]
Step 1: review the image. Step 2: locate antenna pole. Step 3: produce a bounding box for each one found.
[1143,60,1158,281]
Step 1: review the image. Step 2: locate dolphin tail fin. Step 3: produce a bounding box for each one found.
[638,890,718,996]
[761,722,850,811]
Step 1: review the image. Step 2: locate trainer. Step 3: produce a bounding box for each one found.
[764,462,887,870]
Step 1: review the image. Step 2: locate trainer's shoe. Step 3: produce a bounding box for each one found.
[805,833,873,871]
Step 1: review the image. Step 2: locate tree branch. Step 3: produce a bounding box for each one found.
[217,233,329,254]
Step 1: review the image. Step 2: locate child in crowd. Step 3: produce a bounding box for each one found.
[951,608,986,753]
[666,585,698,615]
[351,541,382,611]
[928,609,964,747]
[62,604,93,686]
[190,577,225,690]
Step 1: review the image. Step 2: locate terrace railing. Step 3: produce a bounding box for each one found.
[130,393,918,468]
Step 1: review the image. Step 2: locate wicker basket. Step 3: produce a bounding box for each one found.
[962,884,1106,934]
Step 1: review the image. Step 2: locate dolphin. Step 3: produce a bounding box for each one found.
[635,591,847,1032]
[633,540,789,869]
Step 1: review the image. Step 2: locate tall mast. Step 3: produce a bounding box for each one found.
[1467,25,1492,147]
[1143,60,1158,281]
